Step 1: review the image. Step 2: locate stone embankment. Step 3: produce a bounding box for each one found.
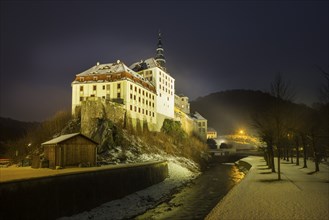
[0,161,168,220]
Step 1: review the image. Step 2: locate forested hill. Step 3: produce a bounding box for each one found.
[0,117,39,144]
[190,90,277,135]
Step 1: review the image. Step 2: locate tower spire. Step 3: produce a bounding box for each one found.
[155,30,166,71]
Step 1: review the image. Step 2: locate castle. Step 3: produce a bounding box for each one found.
[71,32,208,139]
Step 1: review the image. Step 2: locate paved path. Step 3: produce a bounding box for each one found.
[206,156,329,220]
[0,161,164,182]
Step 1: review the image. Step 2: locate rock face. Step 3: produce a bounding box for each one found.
[79,99,127,154]
[81,99,126,136]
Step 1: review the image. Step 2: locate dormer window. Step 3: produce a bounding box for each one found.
[79,77,84,82]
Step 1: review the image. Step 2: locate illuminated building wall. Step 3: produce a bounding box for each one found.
[72,61,157,128]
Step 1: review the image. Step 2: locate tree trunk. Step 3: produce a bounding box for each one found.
[277,146,281,180]
[301,134,307,168]
[290,145,294,164]
[295,137,300,166]
[268,144,275,172]
[311,133,320,172]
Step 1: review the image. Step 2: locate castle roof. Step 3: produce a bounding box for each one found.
[72,60,156,93]
[77,60,138,78]
[130,58,165,72]
[192,111,207,121]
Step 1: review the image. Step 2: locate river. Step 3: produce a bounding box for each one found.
[135,160,247,220]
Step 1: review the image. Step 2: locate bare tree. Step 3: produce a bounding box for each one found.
[270,74,295,180]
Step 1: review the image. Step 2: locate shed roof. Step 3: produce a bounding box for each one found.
[41,133,98,145]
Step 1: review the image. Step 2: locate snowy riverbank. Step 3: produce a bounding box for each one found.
[206,156,329,220]
[59,155,200,220]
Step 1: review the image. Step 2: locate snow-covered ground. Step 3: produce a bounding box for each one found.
[206,156,329,220]
[59,154,200,220]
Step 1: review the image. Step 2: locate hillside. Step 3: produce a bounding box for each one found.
[190,90,276,135]
[0,117,40,156]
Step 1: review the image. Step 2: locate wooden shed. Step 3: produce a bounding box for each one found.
[42,133,98,169]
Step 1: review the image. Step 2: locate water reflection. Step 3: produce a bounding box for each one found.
[135,163,247,220]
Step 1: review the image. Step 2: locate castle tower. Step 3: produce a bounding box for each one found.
[155,31,166,71]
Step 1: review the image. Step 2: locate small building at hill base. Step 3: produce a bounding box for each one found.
[42,133,98,169]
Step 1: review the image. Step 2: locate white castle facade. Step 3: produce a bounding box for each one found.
[71,32,207,137]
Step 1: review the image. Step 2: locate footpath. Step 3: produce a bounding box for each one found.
[206,156,329,220]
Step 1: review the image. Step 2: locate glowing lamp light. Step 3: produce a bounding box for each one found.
[239,130,245,135]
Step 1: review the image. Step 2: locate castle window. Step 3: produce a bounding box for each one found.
[159,78,161,82]
[102,96,105,99]
[117,93,121,98]
[80,97,83,101]
[130,105,132,111]
[130,85,133,90]
[139,97,141,102]
[139,88,141,94]
[93,85,97,90]
[142,98,144,104]
[142,91,144,96]
[149,76,152,81]
[138,108,140,113]
[102,85,105,90]
[134,95,136,100]
[146,100,148,105]
[106,85,110,90]
[152,112,155,117]
[146,110,148,115]
[152,103,154,107]
[142,109,144,114]
[130,94,133,99]
[117,83,121,89]
[80,86,83,92]
[134,106,137,112]
[79,77,84,81]
[135,87,137,92]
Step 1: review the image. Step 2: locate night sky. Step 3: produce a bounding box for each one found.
[1,1,328,122]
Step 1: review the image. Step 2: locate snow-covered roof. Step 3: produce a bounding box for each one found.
[192,112,207,121]
[76,60,137,77]
[41,133,98,145]
[129,58,163,71]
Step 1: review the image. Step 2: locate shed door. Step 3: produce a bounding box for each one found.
[57,146,64,167]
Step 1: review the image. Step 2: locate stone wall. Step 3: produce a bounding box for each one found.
[0,161,168,220]
[174,107,196,136]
